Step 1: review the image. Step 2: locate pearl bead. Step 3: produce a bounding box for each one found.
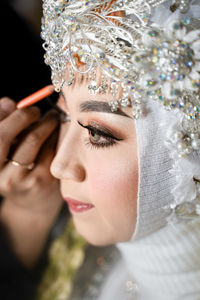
[184,146,193,155]
[172,131,184,142]
[177,141,187,151]
[191,139,200,150]
[180,4,189,13]
[178,152,187,158]
[190,133,199,140]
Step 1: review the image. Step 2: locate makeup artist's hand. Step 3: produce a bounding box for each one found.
[0,97,63,268]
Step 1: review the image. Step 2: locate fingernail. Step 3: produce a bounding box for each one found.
[0,98,15,112]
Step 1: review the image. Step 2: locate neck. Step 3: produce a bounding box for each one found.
[117,220,200,299]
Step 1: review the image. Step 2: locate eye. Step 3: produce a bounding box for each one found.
[88,127,115,148]
[78,121,123,149]
[90,130,102,143]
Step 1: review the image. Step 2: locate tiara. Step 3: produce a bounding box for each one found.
[41,0,200,157]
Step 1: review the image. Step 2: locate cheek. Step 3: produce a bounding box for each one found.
[88,149,138,224]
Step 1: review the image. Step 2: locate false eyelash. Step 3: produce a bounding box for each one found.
[78,120,122,149]
[77,121,122,141]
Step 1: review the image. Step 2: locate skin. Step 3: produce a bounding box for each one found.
[0,70,138,268]
[50,73,138,246]
[0,98,63,268]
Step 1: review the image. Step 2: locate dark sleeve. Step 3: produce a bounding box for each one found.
[0,196,69,300]
[0,193,39,300]
[0,232,39,300]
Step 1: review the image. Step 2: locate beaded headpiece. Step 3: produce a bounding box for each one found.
[41,0,200,223]
[41,0,200,153]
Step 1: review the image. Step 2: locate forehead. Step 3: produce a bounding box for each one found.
[61,70,133,118]
[63,66,125,102]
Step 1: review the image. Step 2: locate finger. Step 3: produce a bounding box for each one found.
[10,110,59,167]
[37,128,59,166]
[0,106,41,167]
[0,98,16,121]
[0,122,59,196]
[21,130,60,193]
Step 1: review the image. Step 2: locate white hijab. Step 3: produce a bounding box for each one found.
[117,100,200,299]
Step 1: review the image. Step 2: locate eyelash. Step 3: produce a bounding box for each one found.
[78,121,122,149]
[54,104,122,149]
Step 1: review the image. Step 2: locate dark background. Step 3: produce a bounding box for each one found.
[1,0,51,109]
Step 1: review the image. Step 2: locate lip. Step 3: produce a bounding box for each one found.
[64,197,94,213]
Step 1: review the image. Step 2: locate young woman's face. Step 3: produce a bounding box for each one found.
[50,74,138,246]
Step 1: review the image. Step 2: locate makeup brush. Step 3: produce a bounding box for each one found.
[17,85,55,109]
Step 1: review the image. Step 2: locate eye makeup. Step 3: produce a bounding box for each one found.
[77,120,123,149]
[54,96,125,148]
[78,121,122,141]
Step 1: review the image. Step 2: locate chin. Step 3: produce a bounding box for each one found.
[78,227,115,246]
[73,217,131,246]
[84,235,115,247]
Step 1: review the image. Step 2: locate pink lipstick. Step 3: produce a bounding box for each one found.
[64,197,94,213]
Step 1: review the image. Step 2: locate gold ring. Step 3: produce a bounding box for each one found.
[9,159,35,171]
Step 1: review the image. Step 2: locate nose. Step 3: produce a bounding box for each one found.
[50,130,86,182]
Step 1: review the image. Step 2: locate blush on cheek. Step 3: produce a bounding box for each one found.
[87,155,138,242]
[88,157,138,214]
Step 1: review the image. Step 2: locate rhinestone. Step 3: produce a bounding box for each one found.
[109,101,119,112]
[42,0,198,123]
[119,98,130,108]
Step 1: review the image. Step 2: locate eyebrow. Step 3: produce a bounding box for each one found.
[80,101,131,118]
[60,91,131,118]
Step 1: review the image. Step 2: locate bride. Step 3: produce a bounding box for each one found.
[0,0,200,299]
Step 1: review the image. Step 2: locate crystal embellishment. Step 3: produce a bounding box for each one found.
[109,101,119,112]
[41,0,200,154]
